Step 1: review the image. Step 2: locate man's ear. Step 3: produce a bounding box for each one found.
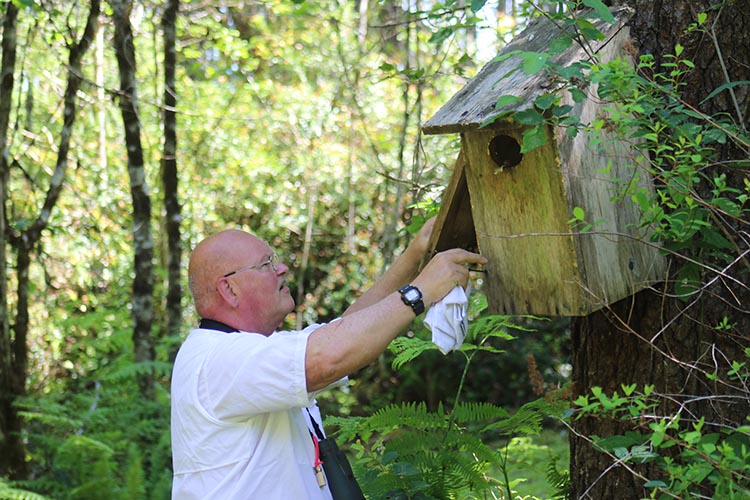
[216,277,240,308]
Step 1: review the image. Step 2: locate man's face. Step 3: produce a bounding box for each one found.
[222,235,295,334]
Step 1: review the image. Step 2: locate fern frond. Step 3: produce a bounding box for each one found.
[17,410,83,431]
[385,429,446,458]
[365,402,446,433]
[480,397,559,437]
[389,336,440,370]
[102,360,173,382]
[466,315,518,344]
[452,402,510,425]
[324,415,368,442]
[546,457,571,500]
[0,482,51,500]
[447,431,503,470]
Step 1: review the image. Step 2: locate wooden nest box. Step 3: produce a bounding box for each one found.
[423,8,666,316]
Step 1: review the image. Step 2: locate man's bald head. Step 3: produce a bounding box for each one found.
[187,230,294,333]
[188,230,265,317]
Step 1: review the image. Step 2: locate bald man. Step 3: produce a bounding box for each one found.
[170,221,486,499]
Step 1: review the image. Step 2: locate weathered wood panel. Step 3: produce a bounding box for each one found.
[554,26,667,311]
[461,127,585,315]
[423,152,477,266]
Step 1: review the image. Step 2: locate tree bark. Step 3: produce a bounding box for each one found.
[162,0,181,360]
[0,0,101,478]
[110,0,156,400]
[570,1,750,498]
[0,0,20,478]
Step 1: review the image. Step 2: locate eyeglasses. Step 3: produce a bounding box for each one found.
[222,253,280,278]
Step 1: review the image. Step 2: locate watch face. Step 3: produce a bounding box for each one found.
[403,288,420,302]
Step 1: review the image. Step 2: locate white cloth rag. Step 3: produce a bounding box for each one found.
[424,283,471,354]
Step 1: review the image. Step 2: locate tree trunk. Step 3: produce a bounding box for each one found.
[570,1,750,498]
[0,0,20,478]
[110,0,156,400]
[162,0,181,361]
[0,0,100,477]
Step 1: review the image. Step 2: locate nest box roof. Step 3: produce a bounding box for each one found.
[422,7,632,135]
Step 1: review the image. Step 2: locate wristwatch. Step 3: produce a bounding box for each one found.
[398,284,425,316]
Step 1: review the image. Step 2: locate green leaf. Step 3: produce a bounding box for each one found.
[494,49,522,63]
[429,27,454,45]
[673,263,701,301]
[520,51,550,75]
[595,433,643,452]
[569,87,587,103]
[514,108,544,126]
[495,94,524,108]
[470,0,488,13]
[549,35,573,55]
[576,19,605,41]
[700,80,750,105]
[582,0,615,23]
[551,104,574,117]
[534,93,558,110]
[621,383,637,396]
[521,124,547,152]
[392,461,421,476]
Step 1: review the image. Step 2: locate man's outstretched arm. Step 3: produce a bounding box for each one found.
[342,218,435,317]
[305,247,486,391]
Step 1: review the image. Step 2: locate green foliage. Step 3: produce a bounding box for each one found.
[441,2,750,499]
[545,457,571,500]
[0,482,51,500]
[573,385,750,498]
[328,314,570,500]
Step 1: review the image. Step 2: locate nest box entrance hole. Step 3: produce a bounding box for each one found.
[488,134,523,171]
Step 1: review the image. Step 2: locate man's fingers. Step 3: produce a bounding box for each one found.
[437,248,487,266]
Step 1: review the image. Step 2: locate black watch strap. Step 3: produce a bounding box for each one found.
[398,284,425,316]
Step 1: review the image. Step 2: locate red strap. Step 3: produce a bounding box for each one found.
[312,434,323,467]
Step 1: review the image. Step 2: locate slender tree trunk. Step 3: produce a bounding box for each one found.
[381,4,412,268]
[296,187,316,330]
[0,0,100,478]
[0,2,23,479]
[162,0,181,360]
[110,0,156,400]
[570,1,750,498]
[96,19,107,170]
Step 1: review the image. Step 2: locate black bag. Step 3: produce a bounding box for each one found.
[307,409,365,500]
[318,436,365,500]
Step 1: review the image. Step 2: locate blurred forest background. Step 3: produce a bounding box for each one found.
[3,0,749,498]
[0,0,571,498]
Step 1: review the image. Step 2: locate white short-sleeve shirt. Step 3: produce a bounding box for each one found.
[170,323,341,499]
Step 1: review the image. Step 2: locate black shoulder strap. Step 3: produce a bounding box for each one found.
[198,318,239,333]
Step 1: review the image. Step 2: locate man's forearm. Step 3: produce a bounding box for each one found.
[306,292,415,391]
[342,245,422,316]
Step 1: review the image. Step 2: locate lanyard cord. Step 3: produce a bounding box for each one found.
[306,408,325,467]
[306,408,325,440]
[311,433,323,468]
[306,409,327,487]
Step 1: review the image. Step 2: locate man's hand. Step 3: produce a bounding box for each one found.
[412,248,487,307]
[406,217,436,258]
